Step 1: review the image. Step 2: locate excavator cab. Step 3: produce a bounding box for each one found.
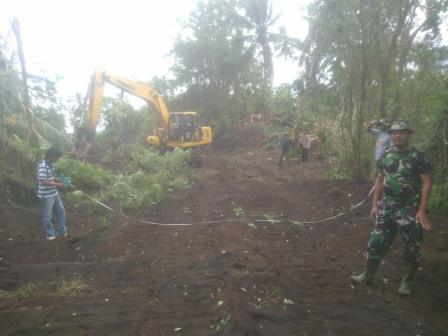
[169,114,183,141]
[169,112,203,142]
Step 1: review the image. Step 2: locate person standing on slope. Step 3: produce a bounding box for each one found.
[36,147,68,240]
[366,118,392,162]
[298,129,311,162]
[278,134,294,169]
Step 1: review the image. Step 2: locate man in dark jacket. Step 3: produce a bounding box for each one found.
[278,135,294,169]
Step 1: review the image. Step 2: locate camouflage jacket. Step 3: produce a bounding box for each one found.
[377,146,431,206]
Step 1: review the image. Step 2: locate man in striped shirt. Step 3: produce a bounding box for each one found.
[37,147,68,240]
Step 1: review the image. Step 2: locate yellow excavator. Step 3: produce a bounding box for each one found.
[73,69,212,156]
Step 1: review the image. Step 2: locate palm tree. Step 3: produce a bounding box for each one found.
[239,0,280,87]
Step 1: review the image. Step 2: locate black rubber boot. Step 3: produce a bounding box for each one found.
[398,263,416,296]
[350,259,380,285]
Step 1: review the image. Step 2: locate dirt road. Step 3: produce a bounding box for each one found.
[0,148,447,335]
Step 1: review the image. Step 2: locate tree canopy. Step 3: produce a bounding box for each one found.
[1,1,447,212]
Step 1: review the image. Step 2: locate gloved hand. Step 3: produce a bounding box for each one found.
[59,173,72,188]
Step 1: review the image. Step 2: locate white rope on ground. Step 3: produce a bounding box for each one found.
[251,185,374,225]
[71,184,375,227]
[293,185,374,224]
[81,192,116,212]
[130,217,246,226]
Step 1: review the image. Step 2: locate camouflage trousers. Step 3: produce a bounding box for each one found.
[367,200,423,266]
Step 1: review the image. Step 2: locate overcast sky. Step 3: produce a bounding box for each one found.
[1,0,309,101]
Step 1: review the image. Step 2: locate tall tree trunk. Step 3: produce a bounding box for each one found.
[352,3,371,178]
[377,0,415,119]
[392,22,423,119]
[262,44,273,88]
[11,16,39,144]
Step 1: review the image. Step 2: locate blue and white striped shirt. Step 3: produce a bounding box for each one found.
[36,160,58,199]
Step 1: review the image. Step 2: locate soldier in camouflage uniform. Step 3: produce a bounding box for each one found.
[351,120,432,296]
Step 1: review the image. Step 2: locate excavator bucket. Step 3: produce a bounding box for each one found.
[72,127,96,157]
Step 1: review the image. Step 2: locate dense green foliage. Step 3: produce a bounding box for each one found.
[58,147,193,211]
[299,0,448,212]
[169,0,294,130]
[1,1,447,213]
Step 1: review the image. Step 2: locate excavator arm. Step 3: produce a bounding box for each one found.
[87,70,170,127]
[73,69,211,156]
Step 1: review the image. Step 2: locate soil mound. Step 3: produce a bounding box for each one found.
[213,125,267,153]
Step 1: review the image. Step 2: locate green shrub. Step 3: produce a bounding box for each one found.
[56,158,114,191]
[57,146,194,211]
[430,181,448,215]
[104,172,163,210]
[168,177,190,191]
[132,146,192,174]
[64,190,86,208]
[13,283,36,300]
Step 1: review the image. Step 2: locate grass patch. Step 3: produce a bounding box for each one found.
[56,278,89,296]
[210,315,231,331]
[232,206,245,217]
[14,283,37,300]
[0,283,37,301]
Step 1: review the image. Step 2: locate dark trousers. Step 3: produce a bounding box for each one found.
[367,201,422,266]
[302,148,309,162]
[278,149,289,168]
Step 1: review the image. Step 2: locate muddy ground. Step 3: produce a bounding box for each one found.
[0,127,447,336]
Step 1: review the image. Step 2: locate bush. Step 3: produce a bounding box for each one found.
[430,180,448,215]
[56,146,194,211]
[105,172,163,210]
[132,146,192,174]
[56,158,114,191]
